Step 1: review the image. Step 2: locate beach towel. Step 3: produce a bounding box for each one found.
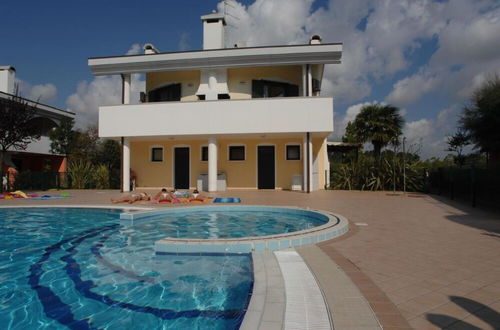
[213,197,241,203]
[27,194,71,200]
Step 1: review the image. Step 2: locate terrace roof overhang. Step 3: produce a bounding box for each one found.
[88,43,343,76]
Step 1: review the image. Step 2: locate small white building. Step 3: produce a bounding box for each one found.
[88,12,342,192]
[0,66,75,175]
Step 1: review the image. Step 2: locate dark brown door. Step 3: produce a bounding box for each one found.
[174,147,189,189]
[258,146,275,189]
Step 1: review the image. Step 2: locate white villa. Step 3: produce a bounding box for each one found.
[88,12,342,192]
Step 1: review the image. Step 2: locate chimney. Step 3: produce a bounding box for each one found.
[201,11,226,50]
[0,66,16,94]
[309,35,322,45]
[143,43,159,54]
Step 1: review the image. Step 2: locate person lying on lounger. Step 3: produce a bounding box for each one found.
[111,192,149,204]
[189,189,208,203]
[154,188,171,202]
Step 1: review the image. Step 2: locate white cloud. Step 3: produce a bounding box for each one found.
[125,43,142,55]
[219,0,312,47]
[404,106,460,159]
[386,1,500,106]
[15,78,57,103]
[66,44,145,128]
[386,72,440,106]
[178,32,190,51]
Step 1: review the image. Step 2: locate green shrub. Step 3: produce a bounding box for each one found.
[93,165,110,189]
[68,161,93,189]
[331,153,425,192]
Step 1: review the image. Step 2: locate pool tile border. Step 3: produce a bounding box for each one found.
[318,242,413,329]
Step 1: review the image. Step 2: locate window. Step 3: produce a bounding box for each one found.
[201,146,208,161]
[229,146,245,161]
[148,83,181,102]
[252,80,299,98]
[286,145,301,160]
[218,94,230,99]
[151,147,163,162]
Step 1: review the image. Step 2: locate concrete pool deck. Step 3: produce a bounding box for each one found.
[1,189,499,329]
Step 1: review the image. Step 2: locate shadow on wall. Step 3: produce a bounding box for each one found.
[426,296,500,329]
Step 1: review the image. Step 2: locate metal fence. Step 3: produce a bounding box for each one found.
[429,167,500,209]
[1,171,70,192]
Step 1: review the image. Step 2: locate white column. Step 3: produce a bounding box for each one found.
[122,74,131,104]
[307,65,313,97]
[208,137,217,192]
[302,65,307,96]
[122,137,130,192]
[121,74,131,192]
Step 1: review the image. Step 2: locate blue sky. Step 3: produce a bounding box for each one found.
[1,0,499,158]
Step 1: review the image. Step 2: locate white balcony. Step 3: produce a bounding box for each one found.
[98,97,333,138]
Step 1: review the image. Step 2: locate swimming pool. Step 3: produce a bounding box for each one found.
[123,206,330,239]
[0,208,253,329]
[122,206,348,254]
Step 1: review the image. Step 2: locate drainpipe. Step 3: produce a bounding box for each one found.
[305,64,312,193]
[307,132,311,193]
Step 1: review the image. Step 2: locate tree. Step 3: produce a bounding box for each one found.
[48,117,77,159]
[73,126,99,163]
[349,103,404,158]
[0,92,40,173]
[446,129,470,166]
[342,122,358,143]
[460,75,500,156]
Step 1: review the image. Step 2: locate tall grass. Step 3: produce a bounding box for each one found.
[331,153,425,192]
[68,160,93,189]
[93,165,110,189]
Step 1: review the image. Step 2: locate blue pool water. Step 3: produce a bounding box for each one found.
[135,207,329,239]
[0,208,253,329]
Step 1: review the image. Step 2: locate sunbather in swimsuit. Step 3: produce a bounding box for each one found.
[111,192,149,204]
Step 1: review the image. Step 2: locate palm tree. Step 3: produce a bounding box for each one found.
[349,103,404,158]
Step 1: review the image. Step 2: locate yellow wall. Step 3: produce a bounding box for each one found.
[145,66,304,102]
[131,140,208,188]
[131,138,308,190]
[146,70,200,101]
[227,66,303,99]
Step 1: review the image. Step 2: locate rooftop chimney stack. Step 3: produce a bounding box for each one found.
[310,35,322,45]
[0,66,16,94]
[143,43,159,54]
[201,11,226,50]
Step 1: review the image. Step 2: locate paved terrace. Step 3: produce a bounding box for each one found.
[1,189,499,329]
